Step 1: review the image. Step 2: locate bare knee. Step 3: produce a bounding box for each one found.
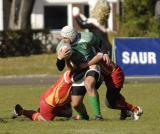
[33,113,47,121]
[85,76,96,94]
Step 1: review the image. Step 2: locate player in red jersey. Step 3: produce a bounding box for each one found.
[80,52,143,120]
[12,71,73,121]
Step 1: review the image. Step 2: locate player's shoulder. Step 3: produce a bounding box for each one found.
[80,32,95,42]
[80,31,93,37]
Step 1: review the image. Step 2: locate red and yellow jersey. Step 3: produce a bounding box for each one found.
[43,71,72,107]
[101,61,124,89]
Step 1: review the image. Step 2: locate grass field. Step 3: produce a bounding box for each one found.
[0,54,64,76]
[0,54,160,134]
[0,83,160,134]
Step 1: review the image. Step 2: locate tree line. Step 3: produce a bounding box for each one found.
[118,0,159,37]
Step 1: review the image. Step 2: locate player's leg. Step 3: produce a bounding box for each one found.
[12,97,55,121]
[105,87,143,120]
[12,104,37,120]
[105,67,143,120]
[12,104,46,121]
[54,102,72,118]
[71,86,89,120]
[116,93,143,121]
[84,65,103,120]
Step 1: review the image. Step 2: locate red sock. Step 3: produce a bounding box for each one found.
[125,103,134,111]
[115,95,135,111]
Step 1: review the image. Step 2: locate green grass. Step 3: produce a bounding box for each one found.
[0,54,160,133]
[0,83,160,134]
[0,54,65,76]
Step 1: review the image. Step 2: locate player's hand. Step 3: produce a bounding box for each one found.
[58,48,71,60]
[103,54,111,65]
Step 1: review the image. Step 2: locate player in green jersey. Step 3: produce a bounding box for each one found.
[57,26,110,120]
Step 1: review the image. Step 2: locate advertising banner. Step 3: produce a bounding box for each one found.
[115,38,160,76]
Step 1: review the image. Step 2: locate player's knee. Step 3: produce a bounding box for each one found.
[85,70,100,91]
[105,98,116,109]
[32,113,47,121]
[85,70,100,83]
[105,98,112,108]
[84,78,96,96]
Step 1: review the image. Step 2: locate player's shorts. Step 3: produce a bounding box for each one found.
[38,94,72,121]
[71,65,103,96]
[103,65,124,89]
[104,66,125,108]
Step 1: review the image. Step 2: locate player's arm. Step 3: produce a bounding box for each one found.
[72,7,96,30]
[66,60,77,72]
[56,47,71,71]
[56,58,65,71]
[79,52,103,69]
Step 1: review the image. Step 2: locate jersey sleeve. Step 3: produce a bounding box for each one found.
[56,58,65,71]
[90,33,101,50]
[56,40,66,71]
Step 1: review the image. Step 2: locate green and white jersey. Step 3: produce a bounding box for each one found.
[56,31,100,67]
[70,32,99,67]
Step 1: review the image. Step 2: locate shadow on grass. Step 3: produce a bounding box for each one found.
[1,116,133,124]
[0,118,8,123]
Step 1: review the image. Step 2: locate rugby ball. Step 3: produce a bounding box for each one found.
[60,44,72,59]
[61,44,71,52]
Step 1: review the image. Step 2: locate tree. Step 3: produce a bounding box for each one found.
[119,0,159,37]
[6,0,35,30]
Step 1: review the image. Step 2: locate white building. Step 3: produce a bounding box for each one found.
[0,0,3,31]
[31,0,123,32]
[0,0,123,31]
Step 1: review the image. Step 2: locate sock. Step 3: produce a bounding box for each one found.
[88,95,101,116]
[75,103,89,120]
[115,97,135,111]
[76,111,88,119]
[126,103,135,111]
[22,110,37,120]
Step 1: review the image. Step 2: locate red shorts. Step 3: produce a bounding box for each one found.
[103,66,124,89]
[38,94,71,121]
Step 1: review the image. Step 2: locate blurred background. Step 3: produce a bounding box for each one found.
[0,0,158,57]
[0,0,160,77]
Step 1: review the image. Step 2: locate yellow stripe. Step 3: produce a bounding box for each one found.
[45,77,65,106]
[55,86,71,106]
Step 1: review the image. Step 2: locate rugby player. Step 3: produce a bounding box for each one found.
[12,71,73,121]
[56,26,110,120]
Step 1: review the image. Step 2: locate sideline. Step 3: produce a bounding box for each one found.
[0,75,160,85]
[0,74,60,85]
[125,76,160,84]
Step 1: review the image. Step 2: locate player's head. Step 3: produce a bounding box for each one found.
[90,0,110,27]
[61,26,77,43]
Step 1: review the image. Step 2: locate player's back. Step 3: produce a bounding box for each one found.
[70,32,98,66]
[43,71,72,107]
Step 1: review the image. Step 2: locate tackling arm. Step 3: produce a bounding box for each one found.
[79,52,103,69]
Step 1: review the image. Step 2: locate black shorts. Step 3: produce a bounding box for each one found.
[71,66,102,96]
[71,86,86,96]
[71,80,102,96]
[72,67,101,83]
